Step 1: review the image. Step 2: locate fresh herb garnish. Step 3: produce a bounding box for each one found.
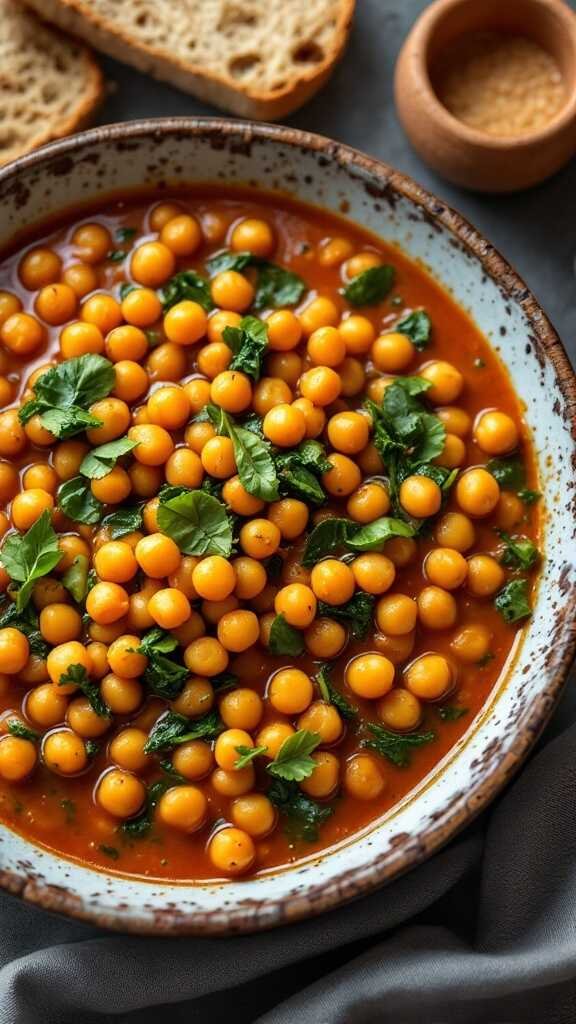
[160,270,214,312]
[267,779,333,842]
[99,844,120,860]
[234,744,267,770]
[274,440,331,505]
[494,579,532,623]
[106,249,127,263]
[136,629,189,700]
[303,515,415,566]
[79,436,139,480]
[116,227,136,243]
[206,404,279,502]
[268,613,304,656]
[57,476,103,526]
[7,720,39,742]
[222,315,268,380]
[437,705,468,722]
[121,770,186,838]
[206,250,306,310]
[517,488,541,505]
[395,309,431,349]
[317,592,375,640]
[62,554,90,604]
[19,354,115,439]
[267,730,321,782]
[316,664,358,720]
[486,456,525,490]
[101,505,144,538]
[497,531,540,570]
[144,710,223,754]
[363,722,436,767]
[0,601,47,656]
[0,510,61,611]
[58,664,110,718]
[157,489,233,556]
[343,264,395,306]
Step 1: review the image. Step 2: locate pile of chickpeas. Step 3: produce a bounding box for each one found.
[0,199,530,877]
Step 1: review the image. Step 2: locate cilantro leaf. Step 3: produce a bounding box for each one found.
[58,664,110,718]
[0,510,61,611]
[157,489,233,556]
[206,250,253,276]
[494,579,532,623]
[160,270,214,312]
[316,664,358,720]
[136,630,188,700]
[234,744,267,770]
[268,614,304,656]
[101,505,144,538]
[317,592,375,640]
[19,354,115,437]
[363,722,436,767]
[62,554,90,604]
[395,309,431,349]
[253,263,306,311]
[57,476,103,525]
[144,710,223,754]
[79,437,139,480]
[137,628,178,657]
[486,457,525,490]
[268,779,334,842]
[7,720,39,742]
[222,315,268,380]
[343,265,395,306]
[303,515,415,566]
[267,729,321,782]
[497,531,540,570]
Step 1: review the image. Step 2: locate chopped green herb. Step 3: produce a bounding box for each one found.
[316,664,358,720]
[486,456,525,490]
[206,405,279,502]
[157,489,233,556]
[7,720,39,742]
[136,629,189,701]
[268,779,333,842]
[268,613,304,656]
[205,251,306,310]
[60,798,76,822]
[363,722,436,767]
[497,531,539,570]
[106,249,127,263]
[494,579,532,623]
[317,592,375,640]
[57,476,103,526]
[437,705,468,722]
[396,309,431,349]
[101,505,144,538]
[303,515,415,566]
[79,436,139,480]
[517,488,541,505]
[85,740,100,759]
[222,315,268,380]
[477,652,495,667]
[19,354,115,438]
[58,664,110,718]
[0,602,47,657]
[119,282,135,301]
[116,227,136,243]
[0,510,62,611]
[144,710,223,754]
[267,729,321,782]
[62,554,90,604]
[343,264,395,306]
[160,270,214,312]
[234,744,267,770]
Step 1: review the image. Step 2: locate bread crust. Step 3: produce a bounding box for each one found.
[20,0,356,119]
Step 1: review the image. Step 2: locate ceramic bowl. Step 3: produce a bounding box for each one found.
[0,119,574,935]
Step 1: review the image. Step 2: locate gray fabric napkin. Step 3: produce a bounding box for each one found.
[1,1,576,1020]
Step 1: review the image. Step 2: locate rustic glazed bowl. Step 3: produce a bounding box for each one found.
[395,0,576,192]
[0,119,574,935]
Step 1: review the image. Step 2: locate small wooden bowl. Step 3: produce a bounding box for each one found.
[395,0,576,192]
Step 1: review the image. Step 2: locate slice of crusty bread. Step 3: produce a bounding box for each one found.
[20,0,355,119]
[0,0,103,166]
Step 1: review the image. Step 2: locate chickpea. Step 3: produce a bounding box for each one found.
[149,202,182,231]
[0,410,26,457]
[339,316,375,357]
[39,604,82,645]
[405,653,453,700]
[19,247,61,289]
[0,628,29,674]
[91,466,131,505]
[425,548,468,590]
[467,554,505,597]
[56,535,90,574]
[164,300,208,346]
[253,377,292,416]
[197,341,232,378]
[0,735,37,781]
[120,287,161,329]
[1,312,45,355]
[148,588,191,629]
[184,637,229,677]
[327,411,370,455]
[318,236,354,267]
[299,366,341,406]
[172,740,213,780]
[345,252,382,278]
[232,556,267,600]
[217,610,260,653]
[143,497,160,533]
[165,448,204,489]
[212,764,255,797]
[42,729,87,775]
[191,556,236,602]
[346,653,395,699]
[298,701,343,745]
[435,511,476,552]
[437,406,471,437]
[268,499,309,541]
[231,794,276,838]
[86,642,109,679]
[0,291,21,326]
[160,212,202,255]
[344,753,386,800]
[210,370,252,413]
[322,453,362,497]
[94,541,138,583]
[107,635,147,679]
[86,582,130,625]
[130,241,175,287]
[274,583,317,628]
[201,436,237,479]
[172,677,214,718]
[300,751,339,798]
[371,331,415,372]
[231,217,274,257]
[221,477,262,518]
[307,326,346,367]
[53,440,89,481]
[291,397,326,439]
[436,433,466,470]
[456,468,500,517]
[338,357,365,398]
[0,461,18,503]
[474,410,519,455]
[299,297,339,336]
[185,421,216,455]
[347,482,390,524]
[266,309,302,351]
[23,463,58,494]
[67,696,111,738]
[25,683,68,728]
[269,668,313,715]
[81,294,123,335]
[32,577,68,610]
[157,785,208,833]
[87,396,131,445]
[128,423,174,466]
[266,351,303,387]
[146,342,187,382]
[451,624,492,663]
[62,262,98,298]
[420,360,464,404]
[211,270,254,312]
[377,688,422,731]
[304,617,347,659]
[310,560,355,606]
[46,641,91,689]
[399,475,442,518]
[256,722,294,759]
[100,673,143,714]
[209,826,255,875]
[219,688,263,731]
[417,586,458,629]
[109,728,150,773]
[352,553,396,595]
[35,283,77,327]
[97,768,146,818]
[240,518,281,560]
[263,404,306,447]
[71,223,111,263]
[376,593,418,635]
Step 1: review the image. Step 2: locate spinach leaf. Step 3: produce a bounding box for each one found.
[137,628,178,657]
[144,710,223,754]
[7,720,39,742]
[160,270,214,313]
[234,744,268,770]
[486,457,525,490]
[107,249,127,263]
[268,779,334,842]
[316,664,358,720]
[116,227,136,243]
[382,378,445,463]
[437,705,468,722]
[222,315,268,380]
[0,602,47,657]
[0,510,61,611]
[211,671,239,692]
[267,730,321,782]
[19,354,115,438]
[58,664,110,718]
[363,722,436,767]
[253,263,306,311]
[206,405,279,502]
[317,592,375,640]
[57,476,103,525]
[137,632,188,701]
[517,488,541,505]
[303,515,415,566]
[79,437,139,480]
[343,265,395,306]
[274,440,331,505]
[157,489,233,556]
[268,613,305,656]
[206,250,253,276]
[497,531,540,570]
[494,579,532,623]
[395,309,431,349]
[62,554,90,604]
[101,505,144,538]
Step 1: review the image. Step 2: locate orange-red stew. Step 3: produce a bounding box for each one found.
[0,188,540,880]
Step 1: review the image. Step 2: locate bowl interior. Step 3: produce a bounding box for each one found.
[0,120,574,935]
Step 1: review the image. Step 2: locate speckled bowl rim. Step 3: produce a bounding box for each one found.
[0,117,574,936]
